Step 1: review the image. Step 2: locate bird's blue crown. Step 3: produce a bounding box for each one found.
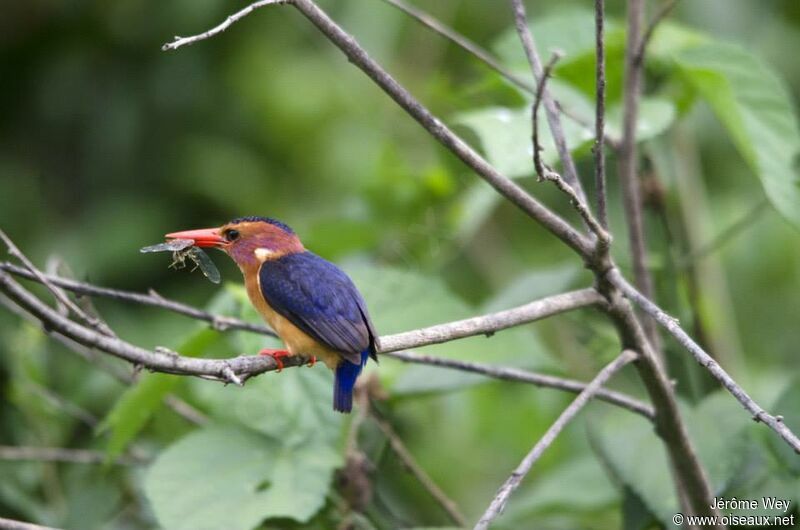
[229,216,294,234]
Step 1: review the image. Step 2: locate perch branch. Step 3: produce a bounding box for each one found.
[0,267,602,383]
[1,264,652,418]
[475,349,638,529]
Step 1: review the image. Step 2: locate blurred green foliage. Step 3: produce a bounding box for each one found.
[1,0,799,528]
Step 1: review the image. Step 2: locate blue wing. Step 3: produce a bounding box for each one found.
[258,251,376,366]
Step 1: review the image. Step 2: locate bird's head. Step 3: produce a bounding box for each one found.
[166,216,304,271]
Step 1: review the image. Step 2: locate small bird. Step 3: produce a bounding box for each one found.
[166,216,377,413]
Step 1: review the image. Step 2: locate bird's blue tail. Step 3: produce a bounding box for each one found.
[333,349,370,413]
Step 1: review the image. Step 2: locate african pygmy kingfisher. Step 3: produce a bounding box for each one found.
[166,216,377,413]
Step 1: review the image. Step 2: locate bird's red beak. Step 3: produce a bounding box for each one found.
[165,227,225,248]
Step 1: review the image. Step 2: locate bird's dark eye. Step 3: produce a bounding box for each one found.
[224,229,240,242]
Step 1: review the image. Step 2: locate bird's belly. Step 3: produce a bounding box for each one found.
[246,275,342,369]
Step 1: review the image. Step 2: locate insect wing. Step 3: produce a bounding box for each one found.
[190,248,221,284]
[140,239,195,253]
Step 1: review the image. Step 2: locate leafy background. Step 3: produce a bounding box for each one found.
[1,0,799,528]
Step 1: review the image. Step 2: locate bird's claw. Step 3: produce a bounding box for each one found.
[305,356,317,368]
[259,348,291,372]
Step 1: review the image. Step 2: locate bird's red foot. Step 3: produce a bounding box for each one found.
[305,356,317,368]
[258,348,291,372]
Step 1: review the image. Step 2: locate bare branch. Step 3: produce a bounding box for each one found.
[677,197,769,269]
[162,0,291,51]
[372,410,467,527]
[475,349,638,529]
[0,267,605,386]
[378,288,603,351]
[593,0,609,229]
[384,350,654,419]
[0,229,115,337]
[0,445,144,466]
[608,270,800,454]
[0,517,64,530]
[509,0,586,205]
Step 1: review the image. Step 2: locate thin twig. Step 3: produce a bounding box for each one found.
[161,0,291,51]
[676,197,769,269]
[594,0,609,229]
[379,0,535,93]
[384,350,653,419]
[636,0,679,65]
[510,0,586,205]
[0,230,115,337]
[475,349,638,529]
[0,517,63,530]
[0,446,144,466]
[529,55,611,250]
[608,270,800,454]
[372,410,468,527]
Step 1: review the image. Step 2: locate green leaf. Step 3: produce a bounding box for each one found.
[98,327,220,461]
[190,361,343,447]
[455,91,675,179]
[589,391,755,526]
[145,425,341,530]
[670,42,800,228]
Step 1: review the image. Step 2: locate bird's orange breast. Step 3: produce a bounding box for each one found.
[244,268,342,369]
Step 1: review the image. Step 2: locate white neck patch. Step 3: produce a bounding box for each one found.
[254,248,276,261]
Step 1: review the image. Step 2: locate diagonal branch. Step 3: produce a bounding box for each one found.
[608,270,800,453]
[0,229,115,337]
[475,349,638,529]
